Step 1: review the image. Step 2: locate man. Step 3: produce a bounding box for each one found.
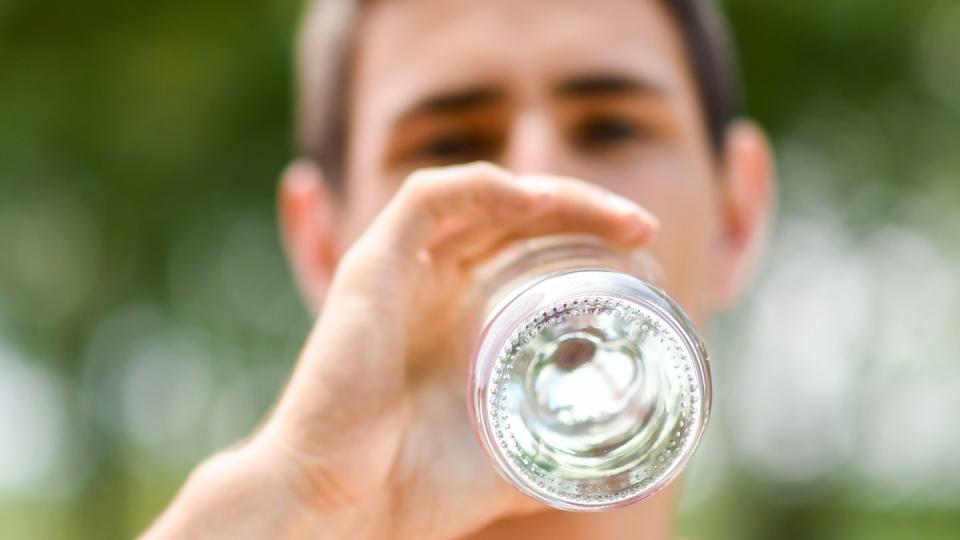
[144,0,774,537]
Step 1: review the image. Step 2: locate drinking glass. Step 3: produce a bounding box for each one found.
[467,234,712,511]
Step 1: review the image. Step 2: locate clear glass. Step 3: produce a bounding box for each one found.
[467,235,712,511]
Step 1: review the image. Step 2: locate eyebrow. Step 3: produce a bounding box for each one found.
[554,73,664,98]
[395,73,664,125]
[398,86,505,122]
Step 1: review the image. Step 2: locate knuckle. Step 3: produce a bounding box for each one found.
[461,160,503,179]
[403,169,440,198]
[467,177,497,208]
[397,163,515,225]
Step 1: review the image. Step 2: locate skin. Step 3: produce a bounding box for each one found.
[143,0,774,538]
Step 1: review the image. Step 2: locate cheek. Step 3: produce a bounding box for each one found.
[604,156,719,321]
[652,191,716,322]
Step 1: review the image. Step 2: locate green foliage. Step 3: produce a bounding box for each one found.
[1,0,957,538]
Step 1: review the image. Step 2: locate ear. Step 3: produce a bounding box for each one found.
[710,120,776,311]
[278,159,341,314]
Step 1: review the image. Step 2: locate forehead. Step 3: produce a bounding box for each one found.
[352,0,694,120]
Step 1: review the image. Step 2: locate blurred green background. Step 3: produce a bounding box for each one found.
[1,0,958,538]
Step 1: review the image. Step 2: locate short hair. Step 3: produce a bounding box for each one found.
[295,0,741,190]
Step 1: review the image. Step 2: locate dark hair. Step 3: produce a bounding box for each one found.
[296,0,741,189]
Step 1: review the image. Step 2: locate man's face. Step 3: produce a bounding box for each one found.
[317,0,765,321]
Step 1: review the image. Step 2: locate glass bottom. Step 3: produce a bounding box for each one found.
[474,270,710,510]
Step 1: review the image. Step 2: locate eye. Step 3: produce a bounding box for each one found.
[576,116,645,149]
[419,133,493,163]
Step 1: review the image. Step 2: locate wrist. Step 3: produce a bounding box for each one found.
[252,424,397,538]
[142,439,318,539]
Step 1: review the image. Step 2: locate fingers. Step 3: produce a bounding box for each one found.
[429,173,659,265]
[364,162,659,271]
[368,162,551,257]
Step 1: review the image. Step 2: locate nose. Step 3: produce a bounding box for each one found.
[501,107,567,176]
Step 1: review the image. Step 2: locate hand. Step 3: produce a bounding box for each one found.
[143,162,659,539]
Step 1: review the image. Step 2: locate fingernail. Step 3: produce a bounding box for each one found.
[605,193,659,229]
[609,196,658,242]
[644,212,660,233]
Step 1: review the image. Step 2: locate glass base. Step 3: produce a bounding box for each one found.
[471,267,710,510]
